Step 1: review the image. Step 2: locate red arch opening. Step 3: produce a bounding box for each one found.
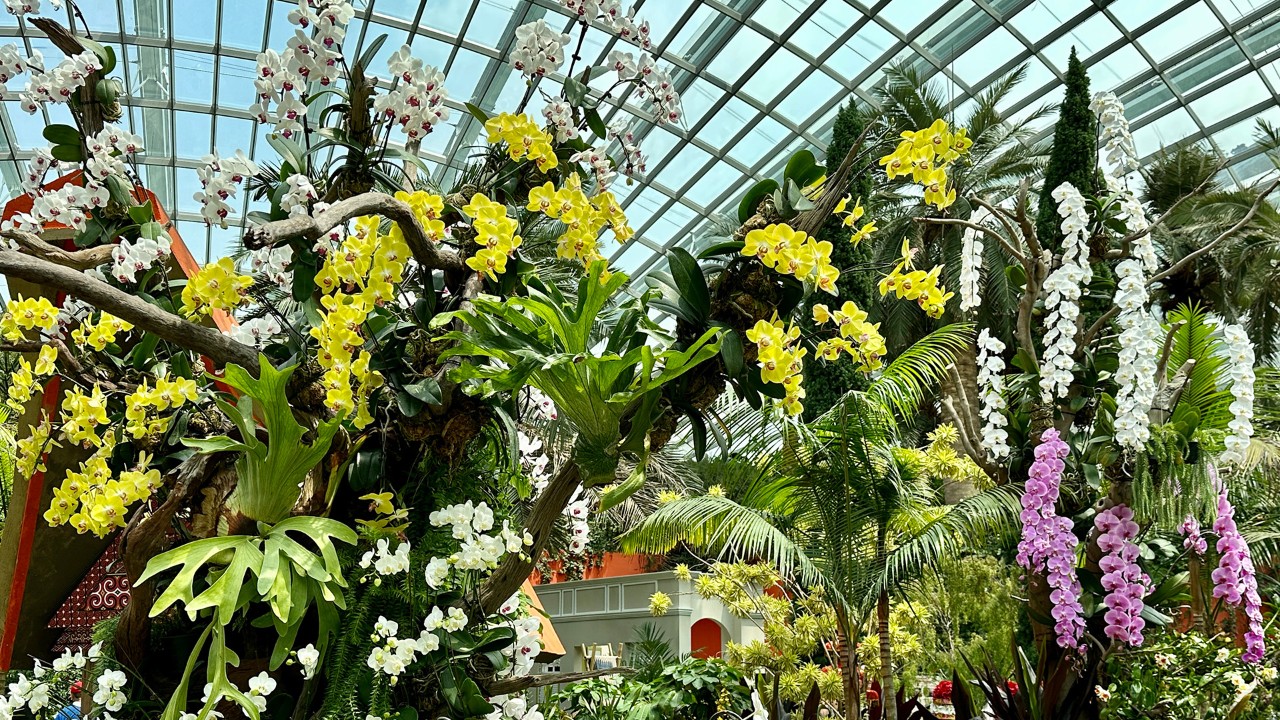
[691,618,724,659]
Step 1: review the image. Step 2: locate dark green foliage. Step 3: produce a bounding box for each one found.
[1035,48,1097,252]
[553,657,751,720]
[802,102,877,420]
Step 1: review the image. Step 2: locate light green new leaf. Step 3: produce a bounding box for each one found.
[139,536,251,619]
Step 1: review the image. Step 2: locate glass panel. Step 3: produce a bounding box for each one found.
[1190,72,1269,126]
[1241,8,1280,55]
[420,0,472,37]
[174,50,214,105]
[175,110,213,160]
[921,4,992,62]
[174,0,218,44]
[1131,107,1198,156]
[684,161,743,209]
[1090,43,1148,87]
[741,46,807,105]
[1009,0,1089,39]
[216,56,258,110]
[877,0,944,33]
[776,68,841,124]
[1213,105,1280,158]
[1166,39,1247,94]
[128,0,169,39]
[1141,3,1222,63]
[707,25,771,86]
[221,0,268,51]
[464,0,519,50]
[949,26,1021,83]
[700,95,756,150]
[1043,12,1121,66]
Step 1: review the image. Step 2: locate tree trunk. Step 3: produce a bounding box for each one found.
[877,591,897,720]
[836,607,862,720]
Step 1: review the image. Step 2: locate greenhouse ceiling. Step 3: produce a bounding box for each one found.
[0,0,1277,289]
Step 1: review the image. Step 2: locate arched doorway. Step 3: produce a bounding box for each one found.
[690,618,724,659]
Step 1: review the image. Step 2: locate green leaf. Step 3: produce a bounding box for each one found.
[783,149,824,187]
[666,248,710,324]
[128,200,154,225]
[139,221,167,241]
[719,328,743,377]
[698,240,746,259]
[464,102,490,125]
[348,448,382,493]
[50,143,84,162]
[355,33,389,72]
[130,332,161,370]
[600,463,646,512]
[267,134,307,177]
[738,179,778,223]
[183,436,254,454]
[292,256,317,302]
[585,108,608,140]
[403,378,442,405]
[42,124,80,146]
[138,536,253,620]
[563,77,591,106]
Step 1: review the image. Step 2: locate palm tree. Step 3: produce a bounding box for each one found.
[620,327,1024,720]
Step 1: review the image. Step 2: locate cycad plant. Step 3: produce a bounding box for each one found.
[621,327,1024,720]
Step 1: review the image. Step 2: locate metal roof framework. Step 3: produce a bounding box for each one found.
[0,0,1275,292]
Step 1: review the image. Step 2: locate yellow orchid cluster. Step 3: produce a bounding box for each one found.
[6,345,57,413]
[879,239,953,319]
[124,374,200,439]
[71,312,134,352]
[746,318,807,416]
[877,119,972,210]
[483,113,558,172]
[16,410,56,480]
[742,224,839,295]
[181,256,253,317]
[811,301,887,372]
[832,195,877,246]
[0,295,59,340]
[43,441,161,537]
[308,291,383,428]
[396,189,446,243]
[462,192,522,281]
[315,214,414,304]
[526,174,633,275]
[59,384,110,448]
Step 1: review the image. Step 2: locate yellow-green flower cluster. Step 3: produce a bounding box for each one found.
[396,189,446,243]
[527,175,634,275]
[124,374,200,439]
[811,300,887,372]
[70,312,134,352]
[59,384,110,448]
[832,195,877,246]
[0,296,58,340]
[6,345,56,413]
[483,113,558,172]
[462,192,522,281]
[44,441,161,537]
[879,239,954,319]
[16,410,57,480]
[315,214,414,304]
[742,223,839,295]
[877,119,972,210]
[746,318,807,416]
[648,591,672,616]
[308,292,383,428]
[181,257,253,317]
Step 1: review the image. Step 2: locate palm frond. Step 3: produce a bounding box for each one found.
[869,322,975,415]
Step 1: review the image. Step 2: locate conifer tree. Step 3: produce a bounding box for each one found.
[1036,47,1097,251]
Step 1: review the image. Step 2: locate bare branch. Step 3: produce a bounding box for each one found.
[0,250,261,371]
[242,192,466,273]
[483,667,631,696]
[971,197,1027,259]
[794,120,876,237]
[915,216,1026,263]
[1016,179,1042,261]
[1147,177,1280,286]
[3,230,117,271]
[0,337,83,374]
[1119,155,1231,247]
[1080,306,1120,349]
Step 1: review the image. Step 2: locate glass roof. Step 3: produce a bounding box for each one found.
[0,0,1277,292]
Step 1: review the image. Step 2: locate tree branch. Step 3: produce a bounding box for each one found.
[3,230,117,271]
[476,460,582,616]
[915,216,1026,263]
[1016,179,1042,262]
[0,250,261,371]
[241,192,466,273]
[1146,177,1280,286]
[1119,156,1231,247]
[482,667,631,696]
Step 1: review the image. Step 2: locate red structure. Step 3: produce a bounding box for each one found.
[690,618,723,659]
[46,538,131,652]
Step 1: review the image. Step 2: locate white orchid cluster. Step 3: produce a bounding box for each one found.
[541,100,578,143]
[518,430,552,493]
[1093,92,1158,274]
[4,123,141,238]
[605,49,682,124]
[226,316,284,350]
[2,0,59,16]
[976,328,1010,459]
[1090,92,1138,176]
[569,146,616,190]
[110,228,172,285]
[250,243,295,292]
[563,491,591,555]
[1039,182,1092,401]
[1220,322,1256,465]
[294,643,320,679]
[959,208,989,312]
[251,0,355,136]
[359,537,412,578]
[1112,259,1161,451]
[1,45,99,116]
[609,121,646,178]
[425,501,533,580]
[560,0,652,48]
[194,150,259,228]
[197,671,275,716]
[377,46,451,142]
[485,695,546,720]
[365,612,450,682]
[1,643,114,720]
[281,174,319,218]
[493,611,543,677]
[510,19,571,78]
[526,387,559,420]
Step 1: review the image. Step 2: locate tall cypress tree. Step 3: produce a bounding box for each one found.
[1035,47,1097,252]
[801,103,876,420]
